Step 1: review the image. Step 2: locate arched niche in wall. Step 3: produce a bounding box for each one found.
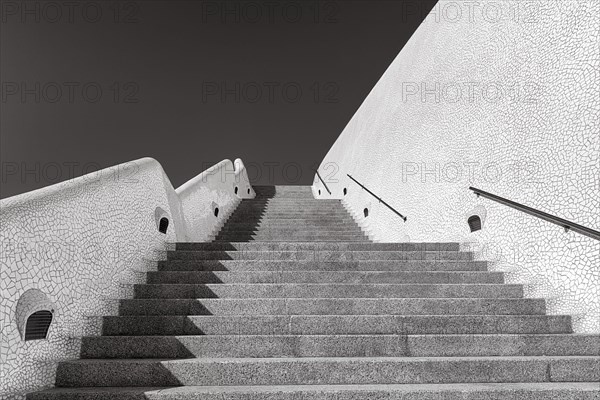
[154,207,170,234]
[210,201,219,218]
[466,205,487,233]
[16,289,56,341]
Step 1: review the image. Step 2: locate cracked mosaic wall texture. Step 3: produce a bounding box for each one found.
[0,158,254,398]
[314,0,600,332]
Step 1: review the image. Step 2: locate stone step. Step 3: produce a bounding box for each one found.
[54,356,599,387]
[213,238,370,242]
[157,260,489,272]
[166,250,475,261]
[254,185,313,191]
[252,194,315,198]
[226,215,351,220]
[132,283,523,299]
[118,298,547,316]
[101,315,570,336]
[81,334,600,359]
[218,221,360,229]
[235,204,344,209]
[146,271,504,284]
[253,185,313,193]
[174,242,461,251]
[227,215,353,220]
[28,382,600,400]
[232,209,347,215]
[225,217,354,223]
[218,225,364,232]
[217,230,365,236]
[238,198,338,202]
[243,198,333,202]
[226,212,351,217]
[214,234,366,239]
[214,233,367,238]
[231,210,350,215]
[217,233,367,242]
[236,205,345,211]
[221,219,359,226]
[226,218,352,224]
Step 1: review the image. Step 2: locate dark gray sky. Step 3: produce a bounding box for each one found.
[0,0,436,198]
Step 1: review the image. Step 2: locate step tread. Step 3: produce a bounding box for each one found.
[134,283,518,287]
[32,382,600,393]
[59,355,600,364]
[90,334,600,338]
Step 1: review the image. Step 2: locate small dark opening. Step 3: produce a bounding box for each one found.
[214,207,219,217]
[158,217,169,234]
[363,208,369,217]
[25,310,53,341]
[234,187,238,194]
[247,188,250,194]
[318,189,321,195]
[343,188,347,196]
[468,215,482,232]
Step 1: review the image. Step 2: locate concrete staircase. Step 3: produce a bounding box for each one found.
[30,186,600,399]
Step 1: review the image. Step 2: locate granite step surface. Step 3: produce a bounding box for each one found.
[28,383,600,400]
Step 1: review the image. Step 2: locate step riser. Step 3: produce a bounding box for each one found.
[157,260,489,272]
[223,220,354,225]
[215,233,366,237]
[241,198,339,201]
[219,224,361,229]
[225,219,354,224]
[132,284,523,299]
[119,298,547,316]
[235,205,342,209]
[81,335,600,359]
[214,238,370,242]
[234,205,345,209]
[102,315,571,336]
[55,357,600,387]
[166,251,475,261]
[230,211,350,216]
[218,228,362,232]
[27,385,600,400]
[145,271,504,284]
[230,211,351,215]
[228,212,350,217]
[174,243,462,251]
[252,195,315,198]
[215,234,368,240]
[214,239,370,243]
[226,216,353,221]
[221,221,361,226]
[218,226,364,232]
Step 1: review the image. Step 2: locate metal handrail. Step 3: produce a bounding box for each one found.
[469,187,600,241]
[347,174,407,222]
[313,169,331,195]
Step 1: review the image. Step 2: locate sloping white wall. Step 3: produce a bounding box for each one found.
[314,0,599,332]
[0,157,254,397]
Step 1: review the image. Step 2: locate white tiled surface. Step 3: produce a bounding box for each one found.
[0,157,254,397]
[315,1,600,332]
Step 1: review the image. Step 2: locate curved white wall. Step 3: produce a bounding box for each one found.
[0,157,254,397]
[314,0,599,332]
